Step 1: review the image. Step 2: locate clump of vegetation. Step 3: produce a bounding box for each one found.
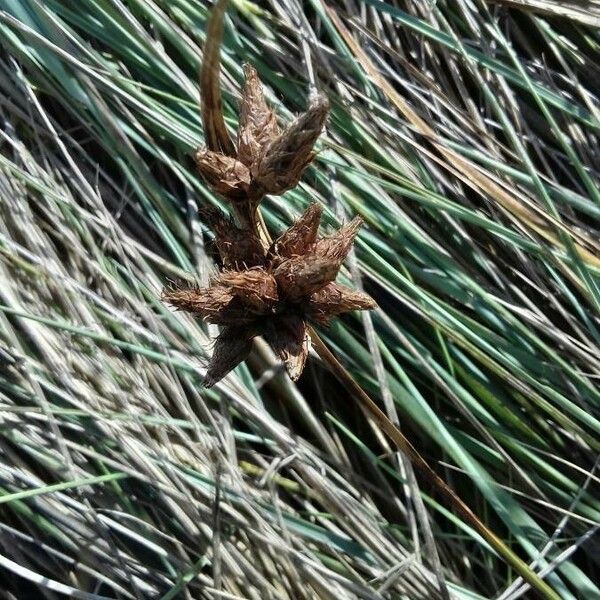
[0,1,598,599]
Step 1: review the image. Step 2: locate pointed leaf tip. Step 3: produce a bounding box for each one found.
[203,325,257,387]
[251,95,329,196]
[237,63,279,167]
[308,283,376,325]
[269,202,323,262]
[313,216,363,262]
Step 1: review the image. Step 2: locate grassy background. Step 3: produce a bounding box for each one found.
[0,0,598,598]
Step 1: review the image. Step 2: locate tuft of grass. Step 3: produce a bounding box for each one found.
[0,1,598,598]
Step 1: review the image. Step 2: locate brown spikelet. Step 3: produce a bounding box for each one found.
[308,283,377,325]
[195,150,251,201]
[237,64,279,167]
[203,325,258,387]
[313,216,363,262]
[200,207,265,267]
[264,316,310,381]
[199,0,236,156]
[269,203,322,263]
[215,269,278,311]
[273,254,339,301]
[251,95,329,196]
[162,285,245,325]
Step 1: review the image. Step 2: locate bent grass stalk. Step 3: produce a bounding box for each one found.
[309,331,560,600]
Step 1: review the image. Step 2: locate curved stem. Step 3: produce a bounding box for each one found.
[200,0,236,156]
[252,194,556,598]
[199,2,558,595]
[309,329,560,600]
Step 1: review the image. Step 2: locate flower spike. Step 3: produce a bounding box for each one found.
[196,2,328,206]
[165,0,374,386]
[165,203,376,385]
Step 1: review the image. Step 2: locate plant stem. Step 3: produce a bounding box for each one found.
[309,328,560,600]
[250,184,555,597]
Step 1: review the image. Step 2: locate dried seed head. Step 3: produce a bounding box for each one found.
[203,325,259,387]
[195,149,251,201]
[251,95,329,196]
[237,64,279,167]
[171,0,375,387]
[164,207,375,385]
[313,216,363,262]
[215,269,278,312]
[198,0,329,210]
[264,316,310,381]
[200,207,266,268]
[273,254,339,301]
[269,203,322,264]
[308,282,377,325]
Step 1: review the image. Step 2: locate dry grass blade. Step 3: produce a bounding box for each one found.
[484,0,600,27]
[309,332,561,600]
[325,7,600,274]
[1,0,598,598]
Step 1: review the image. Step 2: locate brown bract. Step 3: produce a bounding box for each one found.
[195,150,251,201]
[250,96,329,196]
[163,203,376,387]
[196,61,328,205]
[199,206,264,268]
